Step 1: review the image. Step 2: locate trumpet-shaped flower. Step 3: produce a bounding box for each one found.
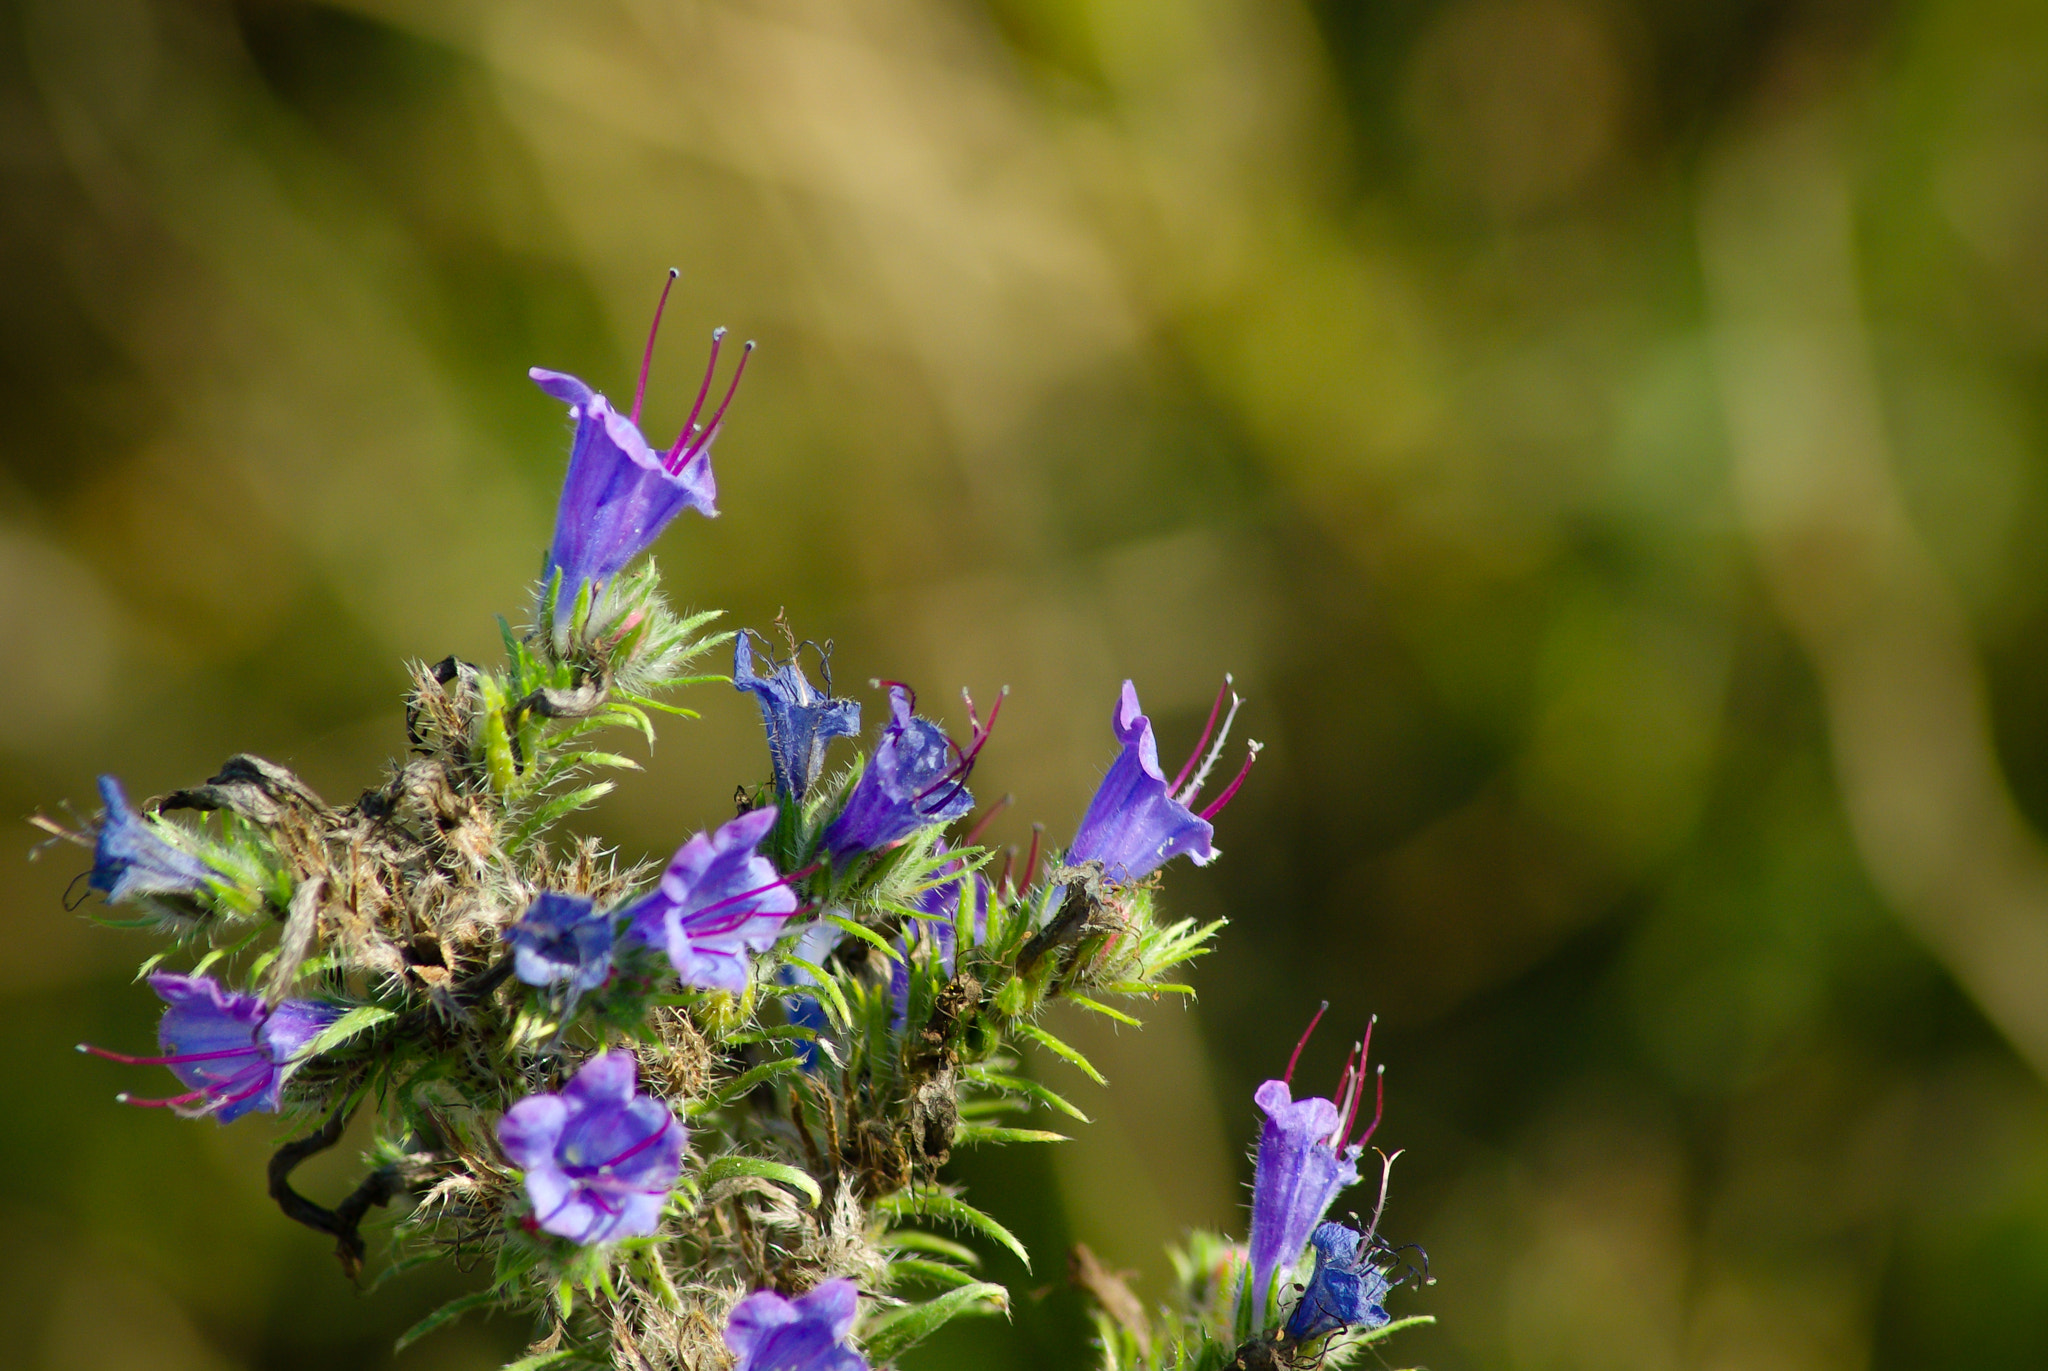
[78,972,340,1123]
[823,683,998,862]
[90,776,214,902]
[498,1051,685,1244]
[623,808,800,993]
[733,632,861,802]
[1247,1007,1382,1328]
[1067,678,1257,883]
[1283,1222,1391,1344]
[725,1278,868,1371]
[505,892,615,994]
[533,272,748,624]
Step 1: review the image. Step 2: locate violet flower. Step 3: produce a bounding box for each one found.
[823,683,999,863]
[533,272,750,625]
[505,892,615,995]
[78,972,341,1123]
[1066,677,1258,883]
[733,632,861,802]
[623,807,801,994]
[725,1278,868,1371]
[1247,1006,1382,1329]
[90,776,214,903]
[498,1050,685,1245]
[888,846,990,1029]
[1283,1222,1392,1344]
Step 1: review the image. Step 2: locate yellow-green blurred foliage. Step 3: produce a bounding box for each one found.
[5,0,2048,1367]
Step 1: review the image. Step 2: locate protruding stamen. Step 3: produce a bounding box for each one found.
[995,846,1015,897]
[116,1088,209,1109]
[682,864,818,937]
[1337,1017,1378,1145]
[1171,675,1234,796]
[1021,823,1044,891]
[681,340,754,461]
[670,327,727,465]
[632,268,680,425]
[1349,1064,1386,1149]
[573,1111,673,1176]
[1283,1000,1329,1086]
[1176,682,1244,806]
[1196,739,1262,821]
[964,794,1013,847]
[79,1042,264,1067]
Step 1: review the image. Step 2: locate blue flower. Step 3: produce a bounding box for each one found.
[90,776,214,902]
[1283,1222,1391,1344]
[79,972,341,1123]
[532,275,749,625]
[623,808,801,993]
[1246,1010,1381,1329]
[1066,679,1257,883]
[498,1051,685,1244]
[724,1278,868,1371]
[505,892,615,995]
[733,632,861,803]
[888,846,990,1029]
[823,684,997,862]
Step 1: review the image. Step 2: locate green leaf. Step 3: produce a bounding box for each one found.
[877,1230,982,1266]
[959,1068,1090,1122]
[516,781,616,842]
[1350,1314,1437,1345]
[781,958,852,1030]
[394,1288,501,1353]
[297,1004,397,1060]
[698,1155,823,1208]
[690,1056,808,1115]
[874,1189,1031,1270]
[953,1125,1068,1145]
[1015,1022,1106,1086]
[823,913,903,963]
[861,1282,1009,1361]
[888,1257,986,1290]
[500,1350,589,1371]
[1101,981,1196,997]
[1066,994,1142,1027]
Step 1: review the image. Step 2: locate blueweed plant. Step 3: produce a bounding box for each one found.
[35,274,1432,1371]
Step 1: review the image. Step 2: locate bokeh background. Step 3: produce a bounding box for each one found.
[6,0,2048,1367]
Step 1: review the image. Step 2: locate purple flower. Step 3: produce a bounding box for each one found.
[725,1278,868,1371]
[498,1051,685,1245]
[90,776,214,902]
[734,632,862,802]
[79,972,341,1123]
[888,847,990,1028]
[823,684,999,863]
[1247,1009,1382,1329]
[533,273,750,625]
[624,808,801,993]
[1066,678,1258,883]
[1283,1222,1392,1344]
[505,892,615,994]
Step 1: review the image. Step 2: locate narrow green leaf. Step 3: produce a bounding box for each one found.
[1066,994,1142,1027]
[823,914,903,963]
[953,1125,1069,1145]
[1015,1022,1107,1086]
[874,1190,1031,1270]
[876,1230,982,1266]
[298,1004,397,1060]
[690,1056,808,1114]
[698,1155,823,1208]
[781,958,851,1031]
[888,1257,985,1290]
[517,781,615,841]
[500,1350,588,1371]
[394,1288,501,1353]
[960,1068,1090,1123]
[1101,981,1196,997]
[860,1282,1009,1361]
[1351,1314,1437,1345]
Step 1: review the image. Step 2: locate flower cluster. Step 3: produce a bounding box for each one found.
[46,278,1426,1371]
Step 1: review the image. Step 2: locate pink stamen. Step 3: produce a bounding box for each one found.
[1350,1066,1385,1149]
[1337,1016,1377,1145]
[668,328,726,466]
[914,687,1006,813]
[995,848,1015,897]
[1171,675,1234,796]
[116,1088,211,1109]
[632,268,680,425]
[1022,824,1043,891]
[1196,741,1262,822]
[964,795,1013,847]
[581,1112,672,1174]
[675,339,753,464]
[78,1043,263,1068]
[1283,1000,1329,1087]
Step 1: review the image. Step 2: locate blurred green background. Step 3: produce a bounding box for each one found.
[6,0,2048,1367]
